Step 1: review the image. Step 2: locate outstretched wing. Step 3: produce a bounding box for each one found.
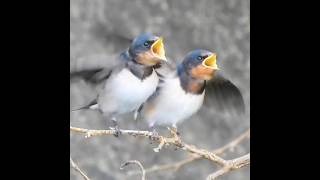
[70,68,111,84]
[70,53,126,85]
[204,72,245,115]
[70,53,128,111]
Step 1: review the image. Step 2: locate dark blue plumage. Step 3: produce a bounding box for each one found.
[179,49,212,72]
[129,33,160,59]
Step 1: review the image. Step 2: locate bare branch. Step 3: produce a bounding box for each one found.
[70,126,250,179]
[120,160,146,180]
[131,157,197,175]
[70,126,226,165]
[140,128,250,174]
[211,129,250,155]
[206,153,250,180]
[70,126,153,138]
[70,156,91,180]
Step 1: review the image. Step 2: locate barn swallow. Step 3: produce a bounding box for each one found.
[137,49,245,133]
[71,33,167,136]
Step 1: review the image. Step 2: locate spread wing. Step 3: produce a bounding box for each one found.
[70,53,126,85]
[204,72,245,116]
[70,52,128,111]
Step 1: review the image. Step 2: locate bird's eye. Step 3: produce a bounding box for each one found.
[144,41,153,47]
[197,56,203,60]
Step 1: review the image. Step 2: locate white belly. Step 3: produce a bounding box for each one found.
[145,77,204,127]
[98,68,159,115]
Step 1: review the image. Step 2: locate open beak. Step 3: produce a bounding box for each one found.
[202,53,219,70]
[151,37,167,61]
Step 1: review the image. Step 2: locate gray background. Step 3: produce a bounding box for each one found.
[70,0,250,179]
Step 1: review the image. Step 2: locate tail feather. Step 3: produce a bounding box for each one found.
[134,104,144,120]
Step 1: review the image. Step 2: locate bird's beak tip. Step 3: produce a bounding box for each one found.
[151,37,167,61]
[203,54,219,70]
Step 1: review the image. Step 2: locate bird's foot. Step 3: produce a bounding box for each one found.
[109,117,121,137]
[167,126,180,139]
[109,125,121,137]
[150,129,160,141]
[153,127,182,152]
[153,136,165,152]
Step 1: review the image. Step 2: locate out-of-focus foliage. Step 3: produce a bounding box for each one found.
[70,0,250,179]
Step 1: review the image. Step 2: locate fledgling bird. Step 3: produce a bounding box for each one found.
[71,33,167,135]
[137,49,245,133]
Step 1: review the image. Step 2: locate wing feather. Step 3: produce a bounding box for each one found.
[204,72,245,115]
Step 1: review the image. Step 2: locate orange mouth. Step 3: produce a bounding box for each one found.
[202,53,219,70]
[151,37,167,61]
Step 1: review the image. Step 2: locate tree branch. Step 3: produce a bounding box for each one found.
[70,156,91,180]
[70,126,153,138]
[70,126,226,165]
[139,128,250,174]
[70,126,250,179]
[206,153,250,180]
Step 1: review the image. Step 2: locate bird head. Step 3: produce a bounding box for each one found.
[181,49,219,80]
[129,33,167,66]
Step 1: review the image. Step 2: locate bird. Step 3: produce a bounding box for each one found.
[136,49,245,134]
[70,33,168,136]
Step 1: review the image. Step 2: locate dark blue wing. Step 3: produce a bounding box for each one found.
[204,72,245,115]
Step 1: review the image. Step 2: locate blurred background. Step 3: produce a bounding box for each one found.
[70,0,250,179]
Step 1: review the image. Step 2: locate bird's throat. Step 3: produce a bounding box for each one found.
[178,69,205,94]
[125,53,154,80]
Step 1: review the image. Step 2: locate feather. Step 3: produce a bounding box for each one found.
[70,53,123,85]
[204,72,245,115]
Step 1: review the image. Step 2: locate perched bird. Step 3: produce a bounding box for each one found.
[71,33,167,135]
[137,49,245,132]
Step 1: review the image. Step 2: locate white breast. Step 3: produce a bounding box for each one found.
[145,77,205,127]
[98,68,159,115]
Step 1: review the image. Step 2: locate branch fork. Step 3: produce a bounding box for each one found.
[70,126,250,180]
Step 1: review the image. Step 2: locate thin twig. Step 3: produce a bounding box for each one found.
[70,156,91,180]
[129,157,196,175]
[206,153,250,180]
[120,160,146,180]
